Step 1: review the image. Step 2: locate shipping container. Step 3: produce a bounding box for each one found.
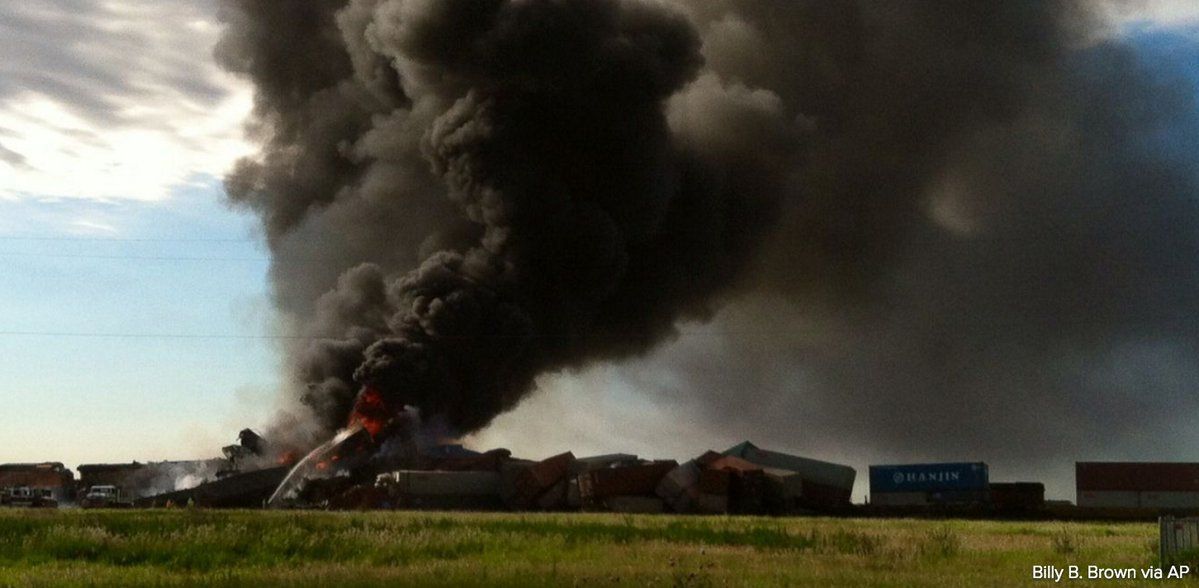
[421,448,510,472]
[698,469,731,495]
[870,492,928,506]
[578,461,677,501]
[722,442,855,490]
[78,460,226,499]
[800,480,853,506]
[1076,462,1199,492]
[377,471,501,496]
[140,466,289,508]
[870,463,988,493]
[763,468,804,502]
[694,492,729,514]
[870,489,990,507]
[1141,492,1199,509]
[0,463,75,503]
[604,496,665,514]
[571,454,640,474]
[536,480,569,510]
[707,455,763,473]
[928,489,990,504]
[376,470,504,510]
[506,452,574,509]
[990,482,1045,510]
[726,469,771,514]
[655,461,701,512]
[1078,490,1199,509]
[1077,490,1140,509]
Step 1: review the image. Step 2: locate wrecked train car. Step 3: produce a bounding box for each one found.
[78,459,227,501]
[722,442,856,509]
[139,466,290,508]
[0,463,75,507]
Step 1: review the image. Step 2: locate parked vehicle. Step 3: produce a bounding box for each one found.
[79,485,133,508]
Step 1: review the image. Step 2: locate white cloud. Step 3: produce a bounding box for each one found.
[1088,0,1199,40]
[0,0,1193,205]
[0,1,252,202]
[1113,0,1199,29]
[68,219,118,235]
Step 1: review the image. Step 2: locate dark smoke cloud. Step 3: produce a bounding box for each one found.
[218,0,774,438]
[219,0,1199,477]
[654,1,1199,467]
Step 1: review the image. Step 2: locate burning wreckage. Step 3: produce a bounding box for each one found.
[64,387,854,514]
[0,383,849,514]
[268,440,856,514]
[220,388,855,514]
[67,430,286,509]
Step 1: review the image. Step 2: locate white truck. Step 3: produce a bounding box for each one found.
[79,485,133,508]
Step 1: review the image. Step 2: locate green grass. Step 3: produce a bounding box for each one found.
[0,510,1166,586]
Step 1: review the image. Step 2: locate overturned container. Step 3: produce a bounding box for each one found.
[722,441,856,509]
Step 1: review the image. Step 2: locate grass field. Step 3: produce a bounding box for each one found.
[0,509,1170,586]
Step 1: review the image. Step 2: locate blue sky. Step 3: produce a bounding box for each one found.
[0,177,277,464]
[0,1,262,465]
[2,2,1199,502]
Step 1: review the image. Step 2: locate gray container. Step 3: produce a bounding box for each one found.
[722,442,855,490]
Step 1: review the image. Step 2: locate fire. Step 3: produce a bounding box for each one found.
[276,450,300,466]
[349,386,391,439]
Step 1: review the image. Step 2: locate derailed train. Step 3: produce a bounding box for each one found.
[4,438,1199,518]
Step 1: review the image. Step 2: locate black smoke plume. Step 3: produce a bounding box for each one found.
[218,0,1199,474]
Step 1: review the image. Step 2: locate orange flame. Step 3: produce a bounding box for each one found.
[276,450,300,466]
[349,386,390,438]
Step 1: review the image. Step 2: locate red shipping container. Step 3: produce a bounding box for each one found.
[1076,463,1199,492]
[579,461,677,500]
[698,469,731,495]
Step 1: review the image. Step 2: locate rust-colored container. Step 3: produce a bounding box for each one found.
[1076,462,1199,492]
[578,461,677,500]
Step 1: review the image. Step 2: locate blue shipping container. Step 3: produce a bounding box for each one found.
[870,463,989,493]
